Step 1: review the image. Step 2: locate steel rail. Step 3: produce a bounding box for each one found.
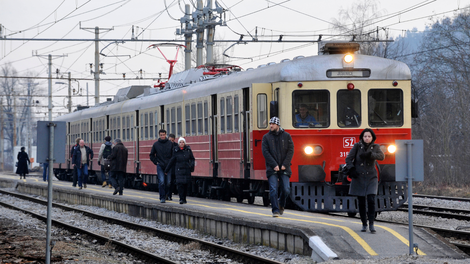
[0,189,283,264]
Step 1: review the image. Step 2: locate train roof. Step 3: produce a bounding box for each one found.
[55,53,411,123]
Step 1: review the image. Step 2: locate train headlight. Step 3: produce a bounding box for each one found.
[388,145,397,154]
[304,146,314,155]
[344,54,354,63]
[304,145,323,156]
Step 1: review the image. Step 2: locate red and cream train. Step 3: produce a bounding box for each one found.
[54,42,414,213]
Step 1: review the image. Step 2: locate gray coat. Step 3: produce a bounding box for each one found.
[346,141,385,196]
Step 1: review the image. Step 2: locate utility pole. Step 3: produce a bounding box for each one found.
[27,82,32,156]
[80,25,113,105]
[205,0,215,64]
[13,96,16,148]
[196,0,204,66]
[0,98,3,171]
[184,4,192,70]
[68,72,72,113]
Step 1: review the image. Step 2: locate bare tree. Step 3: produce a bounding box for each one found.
[412,9,470,187]
[330,0,387,56]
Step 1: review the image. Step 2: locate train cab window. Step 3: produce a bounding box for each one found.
[337,90,361,128]
[257,94,268,128]
[292,90,329,128]
[149,112,154,139]
[204,101,208,135]
[191,103,196,135]
[368,89,403,127]
[220,98,225,133]
[234,95,239,132]
[177,106,182,137]
[197,102,203,135]
[226,97,233,133]
[185,104,190,136]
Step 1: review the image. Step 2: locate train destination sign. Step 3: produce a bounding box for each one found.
[326,69,371,78]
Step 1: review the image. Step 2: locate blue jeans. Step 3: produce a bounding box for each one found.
[268,173,291,213]
[100,165,107,183]
[108,171,116,188]
[157,164,171,200]
[77,164,88,187]
[42,162,49,181]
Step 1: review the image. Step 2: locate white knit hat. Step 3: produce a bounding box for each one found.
[269,116,280,126]
[178,137,186,144]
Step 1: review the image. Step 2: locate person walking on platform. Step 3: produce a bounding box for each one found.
[16,147,30,179]
[165,137,195,204]
[72,139,94,190]
[108,138,128,195]
[345,128,384,233]
[262,117,294,218]
[149,129,173,203]
[70,137,81,187]
[167,133,178,200]
[42,162,49,182]
[98,136,113,188]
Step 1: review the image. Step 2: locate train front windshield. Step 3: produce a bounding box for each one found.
[292,90,330,128]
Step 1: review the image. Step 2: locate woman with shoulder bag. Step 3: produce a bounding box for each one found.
[345,128,384,233]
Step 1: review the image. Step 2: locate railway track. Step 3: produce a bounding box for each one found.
[0,189,283,264]
[398,204,470,222]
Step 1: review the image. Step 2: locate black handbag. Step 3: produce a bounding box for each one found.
[103,159,112,171]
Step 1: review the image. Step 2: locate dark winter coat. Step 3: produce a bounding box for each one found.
[346,140,385,196]
[165,145,195,184]
[72,145,94,167]
[149,138,173,171]
[16,151,30,175]
[261,128,294,177]
[108,143,128,172]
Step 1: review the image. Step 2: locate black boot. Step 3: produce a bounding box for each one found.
[369,222,376,233]
[113,189,119,195]
[361,225,367,232]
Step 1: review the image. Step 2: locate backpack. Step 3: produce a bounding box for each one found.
[103,144,112,159]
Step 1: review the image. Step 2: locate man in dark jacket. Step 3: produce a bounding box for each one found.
[149,129,173,203]
[70,137,81,187]
[167,134,178,200]
[72,139,94,190]
[108,138,128,196]
[262,117,294,217]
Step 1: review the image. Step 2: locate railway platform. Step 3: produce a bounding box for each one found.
[0,173,467,262]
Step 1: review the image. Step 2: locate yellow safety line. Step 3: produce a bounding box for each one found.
[378,225,426,255]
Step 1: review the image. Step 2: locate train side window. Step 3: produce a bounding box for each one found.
[226,96,232,133]
[220,97,225,133]
[337,90,361,128]
[127,116,130,141]
[197,102,203,135]
[234,95,239,132]
[185,104,190,136]
[122,117,126,141]
[368,89,403,127]
[292,90,329,128]
[144,113,148,140]
[117,116,121,139]
[257,94,268,128]
[131,115,134,141]
[191,103,196,135]
[166,108,170,134]
[204,101,208,135]
[154,111,158,138]
[177,106,182,137]
[149,112,154,139]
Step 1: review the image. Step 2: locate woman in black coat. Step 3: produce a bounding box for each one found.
[16,147,30,179]
[345,128,384,233]
[165,137,195,204]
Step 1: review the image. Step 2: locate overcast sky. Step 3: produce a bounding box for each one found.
[0,0,468,115]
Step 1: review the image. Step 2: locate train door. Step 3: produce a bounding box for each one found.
[210,94,218,177]
[242,88,251,178]
[160,106,165,130]
[135,110,140,174]
[251,83,272,180]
